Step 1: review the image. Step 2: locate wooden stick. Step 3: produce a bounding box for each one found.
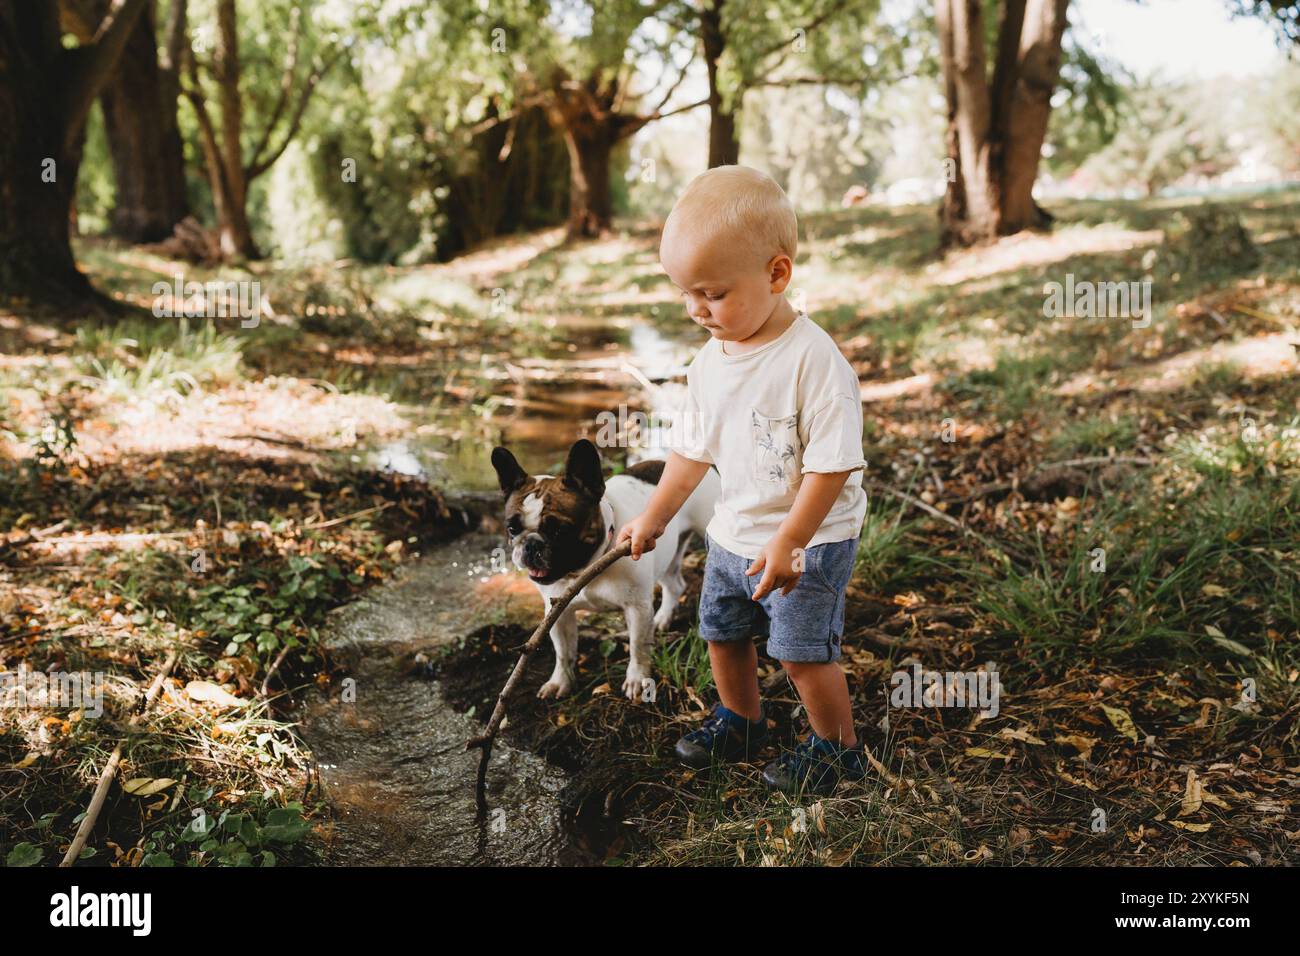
[465,540,633,814]
[304,501,393,530]
[261,643,293,697]
[60,650,178,866]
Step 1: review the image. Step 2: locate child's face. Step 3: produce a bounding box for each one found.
[660,222,791,343]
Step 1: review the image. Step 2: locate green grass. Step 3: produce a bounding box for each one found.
[854,497,934,593]
[73,317,244,400]
[1049,412,1140,457]
[652,627,714,697]
[968,471,1300,677]
[939,351,1061,418]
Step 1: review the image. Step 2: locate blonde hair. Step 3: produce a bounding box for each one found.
[662,165,798,270]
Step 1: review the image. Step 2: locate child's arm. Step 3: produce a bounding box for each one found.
[774,471,853,552]
[619,367,714,559]
[617,451,711,560]
[748,471,852,599]
[749,390,865,598]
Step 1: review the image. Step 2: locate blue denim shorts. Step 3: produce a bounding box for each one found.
[698,531,859,663]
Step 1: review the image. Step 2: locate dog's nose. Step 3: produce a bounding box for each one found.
[523,533,546,560]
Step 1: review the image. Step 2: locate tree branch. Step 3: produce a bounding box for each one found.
[62,0,151,153]
[246,2,304,175]
[246,44,345,180]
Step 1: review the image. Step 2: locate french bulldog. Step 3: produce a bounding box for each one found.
[491,439,720,700]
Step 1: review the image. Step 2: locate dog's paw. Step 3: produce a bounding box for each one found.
[537,676,572,699]
[652,609,673,632]
[622,671,656,702]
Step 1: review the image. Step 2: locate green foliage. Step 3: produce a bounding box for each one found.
[141,787,312,866]
[5,843,43,867]
[1043,34,1129,176]
[74,102,115,235]
[1079,78,1231,196]
[26,408,80,476]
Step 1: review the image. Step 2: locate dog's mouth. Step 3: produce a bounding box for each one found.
[527,565,549,580]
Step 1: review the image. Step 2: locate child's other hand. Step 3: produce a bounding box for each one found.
[616,514,666,560]
[746,533,804,600]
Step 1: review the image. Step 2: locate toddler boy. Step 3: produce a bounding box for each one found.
[616,165,869,794]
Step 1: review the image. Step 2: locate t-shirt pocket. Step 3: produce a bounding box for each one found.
[751,408,801,487]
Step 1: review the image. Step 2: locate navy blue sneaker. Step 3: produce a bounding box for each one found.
[761,731,867,795]
[675,702,769,769]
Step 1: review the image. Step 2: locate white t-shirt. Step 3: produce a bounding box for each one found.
[667,311,868,559]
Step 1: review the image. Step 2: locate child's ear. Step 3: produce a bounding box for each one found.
[767,253,793,293]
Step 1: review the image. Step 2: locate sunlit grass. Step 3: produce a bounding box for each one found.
[73,317,244,400]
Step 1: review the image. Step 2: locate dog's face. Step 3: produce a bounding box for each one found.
[490,439,608,585]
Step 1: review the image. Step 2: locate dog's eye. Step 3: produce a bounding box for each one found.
[506,516,523,536]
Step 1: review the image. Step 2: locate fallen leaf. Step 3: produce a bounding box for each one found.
[1100,703,1139,742]
[1054,734,1099,761]
[998,727,1045,745]
[965,747,1012,759]
[185,680,247,709]
[123,777,177,797]
[1179,768,1203,817]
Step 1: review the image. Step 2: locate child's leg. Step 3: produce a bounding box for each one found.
[709,638,762,722]
[781,660,857,747]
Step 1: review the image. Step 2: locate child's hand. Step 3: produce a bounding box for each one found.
[746,532,805,600]
[616,514,667,560]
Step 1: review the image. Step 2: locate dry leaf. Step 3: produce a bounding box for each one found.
[1054,734,1099,760]
[998,727,1046,745]
[123,777,177,797]
[1179,768,1203,817]
[965,747,1012,759]
[1100,703,1139,742]
[185,680,247,709]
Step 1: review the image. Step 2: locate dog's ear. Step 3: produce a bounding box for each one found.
[490,447,529,499]
[562,439,604,502]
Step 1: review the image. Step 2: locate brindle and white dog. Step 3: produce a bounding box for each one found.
[491,439,720,700]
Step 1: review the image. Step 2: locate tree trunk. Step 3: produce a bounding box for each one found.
[100,0,190,242]
[213,0,257,258]
[548,72,631,240]
[560,121,615,238]
[702,0,740,168]
[0,0,148,303]
[999,0,1067,229]
[937,0,1068,247]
